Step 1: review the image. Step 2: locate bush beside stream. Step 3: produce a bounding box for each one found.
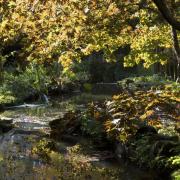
[79,89,179,179]
[48,80,180,179]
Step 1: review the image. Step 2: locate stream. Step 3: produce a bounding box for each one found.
[0,94,160,180]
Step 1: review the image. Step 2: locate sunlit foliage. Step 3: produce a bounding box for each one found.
[0,0,178,72]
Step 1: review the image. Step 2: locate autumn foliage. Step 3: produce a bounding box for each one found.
[0,0,179,72]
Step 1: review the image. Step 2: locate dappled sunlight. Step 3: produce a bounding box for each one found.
[0,0,179,179]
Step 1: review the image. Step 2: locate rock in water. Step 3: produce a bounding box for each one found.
[0,118,14,133]
[115,142,127,160]
[41,94,49,104]
[49,111,80,140]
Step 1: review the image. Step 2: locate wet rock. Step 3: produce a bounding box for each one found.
[6,103,45,110]
[49,111,81,140]
[0,118,14,133]
[136,125,157,136]
[9,128,47,136]
[0,127,49,178]
[115,142,127,160]
[23,91,39,102]
[0,128,48,161]
[0,128,40,155]
[0,117,13,121]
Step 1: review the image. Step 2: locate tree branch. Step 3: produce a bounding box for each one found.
[153,0,180,30]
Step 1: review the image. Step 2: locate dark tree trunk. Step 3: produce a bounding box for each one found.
[170,0,180,81]
[0,59,4,84]
[171,27,180,82]
[153,0,180,31]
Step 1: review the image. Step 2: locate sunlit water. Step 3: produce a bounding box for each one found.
[0,94,160,180]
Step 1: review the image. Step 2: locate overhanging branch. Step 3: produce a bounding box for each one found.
[153,0,180,30]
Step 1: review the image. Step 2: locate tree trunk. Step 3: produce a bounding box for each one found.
[170,0,180,82]
[171,27,180,82]
[153,0,180,31]
[0,59,4,84]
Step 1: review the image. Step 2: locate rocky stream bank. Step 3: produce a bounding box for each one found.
[0,94,164,180]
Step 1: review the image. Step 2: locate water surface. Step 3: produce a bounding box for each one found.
[0,94,159,180]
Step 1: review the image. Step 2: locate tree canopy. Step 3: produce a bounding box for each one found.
[0,0,179,73]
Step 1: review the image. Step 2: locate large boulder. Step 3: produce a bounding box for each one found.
[0,117,14,133]
[49,111,81,140]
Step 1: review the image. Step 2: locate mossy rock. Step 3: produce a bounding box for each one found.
[0,119,14,133]
[49,111,81,139]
